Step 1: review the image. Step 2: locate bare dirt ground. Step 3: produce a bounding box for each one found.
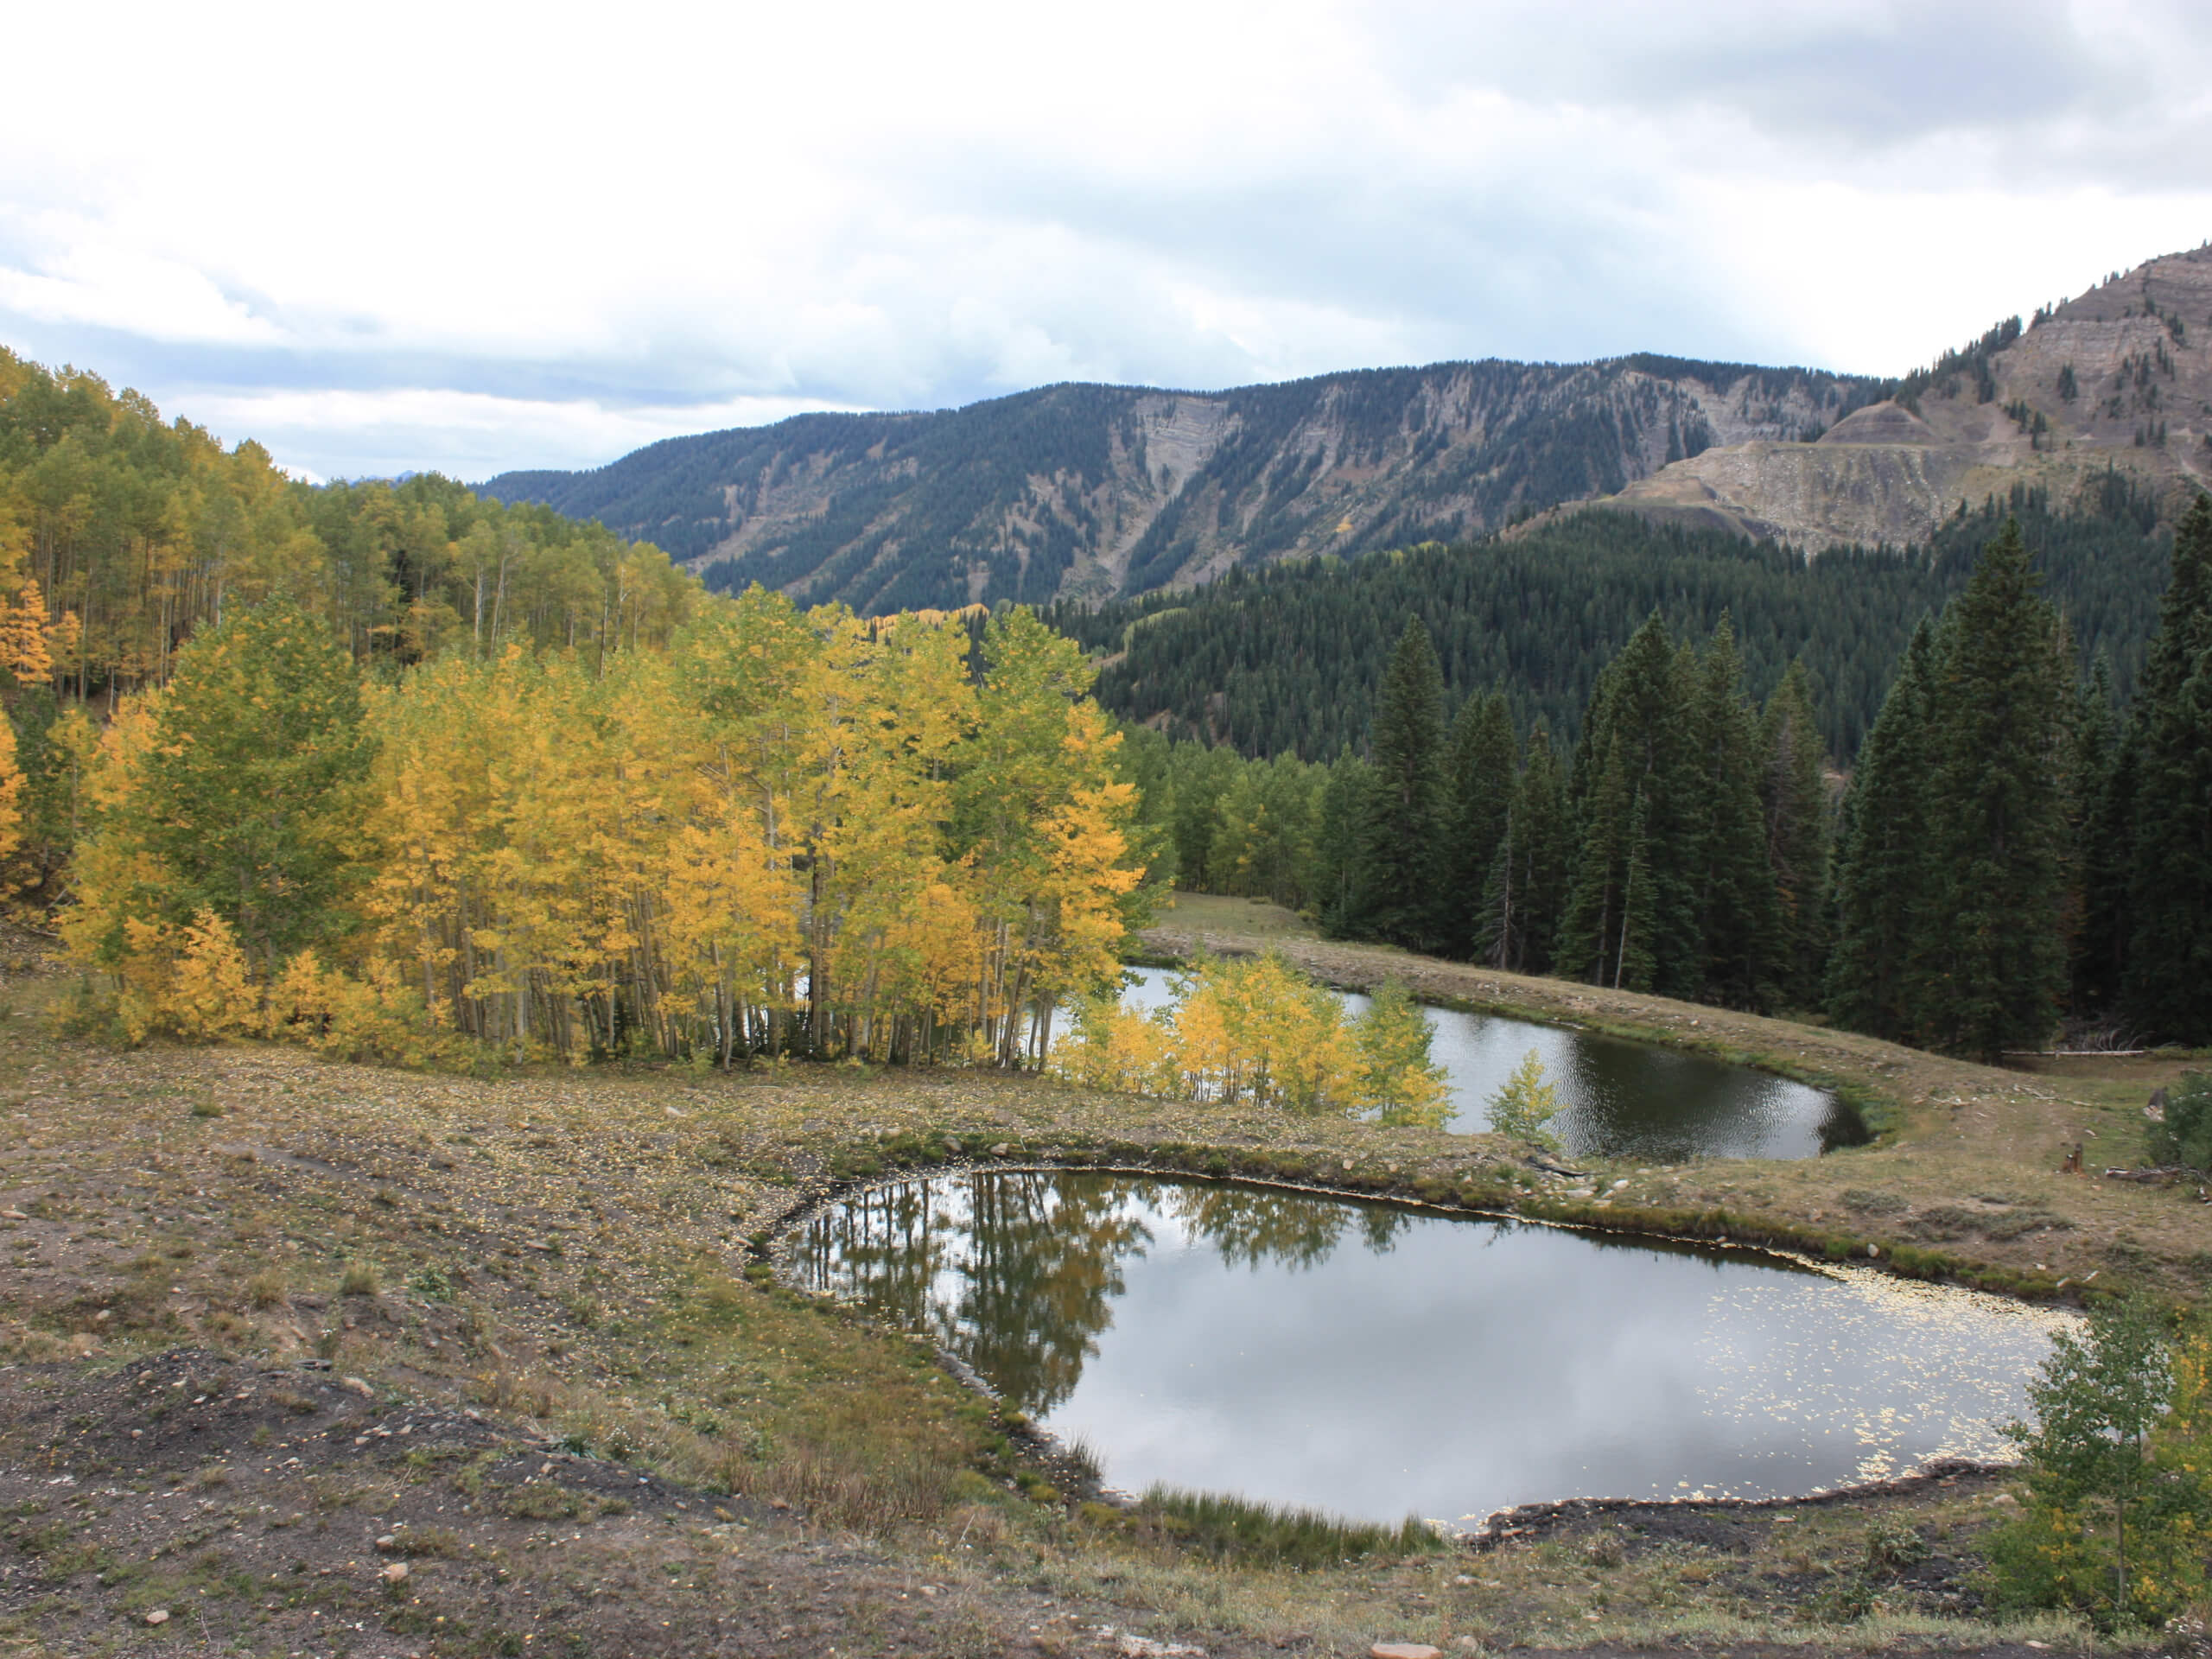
[1,930,2194,1658]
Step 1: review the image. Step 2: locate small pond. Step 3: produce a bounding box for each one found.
[793,1171,2062,1529]
[1121,965,1863,1160]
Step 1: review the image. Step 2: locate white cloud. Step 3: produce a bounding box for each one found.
[3,0,2209,479]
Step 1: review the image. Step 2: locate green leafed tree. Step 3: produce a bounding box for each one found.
[1989,1296,2211,1629]
[133,595,377,975]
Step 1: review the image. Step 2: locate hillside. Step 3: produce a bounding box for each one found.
[483,247,2212,613]
[480,358,1878,612]
[1055,483,2170,761]
[1574,246,2212,546]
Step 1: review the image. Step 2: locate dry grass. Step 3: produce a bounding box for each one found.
[0,929,2196,1654]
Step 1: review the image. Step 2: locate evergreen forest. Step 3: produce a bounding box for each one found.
[1116,497,2212,1056]
[1052,480,2171,763]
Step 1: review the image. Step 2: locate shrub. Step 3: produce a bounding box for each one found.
[1988,1297,2212,1629]
[1485,1048,1562,1148]
[339,1262,379,1297]
[2149,1073,2212,1172]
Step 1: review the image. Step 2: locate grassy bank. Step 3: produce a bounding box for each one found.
[1,936,2201,1656]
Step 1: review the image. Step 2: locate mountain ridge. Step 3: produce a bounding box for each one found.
[480,245,2212,613]
[480,353,1879,612]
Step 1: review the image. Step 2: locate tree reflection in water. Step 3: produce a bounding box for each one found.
[794,1172,1408,1412]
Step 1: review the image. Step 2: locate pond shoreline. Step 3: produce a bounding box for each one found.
[774,1160,2049,1536]
[1129,925,1891,1139]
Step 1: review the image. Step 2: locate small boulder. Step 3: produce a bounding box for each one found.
[144,1609,171,1626]
[381,1561,410,1585]
[1371,1645,1440,1659]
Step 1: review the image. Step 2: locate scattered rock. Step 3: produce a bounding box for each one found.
[1118,1637,1205,1657]
[144,1610,170,1626]
[1372,1645,1441,1659]
[375,1534,398,1551]
[1,1207,28,1220]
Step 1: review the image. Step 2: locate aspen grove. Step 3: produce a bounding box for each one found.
[58,588,1147,1069]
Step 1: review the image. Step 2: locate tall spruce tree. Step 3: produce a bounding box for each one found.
[1827,619,1940,1041]
[2066,656,2121,1018]
[1444,690,1517,956]
[1347,619,1449,948]
[2117,494,2212,1041]
[1478,724,1569,975]
[1559,613,1700,995]
[1759,661,1832,1008]
[1688,617,1784,1008]
[1915,519,2073,1061]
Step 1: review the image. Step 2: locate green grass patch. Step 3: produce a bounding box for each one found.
[1128,1484,1445,1568]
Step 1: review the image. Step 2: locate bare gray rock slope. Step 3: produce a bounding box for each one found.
[480,357,1875,613]
[1578,247,2212,549]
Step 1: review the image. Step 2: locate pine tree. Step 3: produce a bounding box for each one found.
[1688,617,1783,1009]
[1915,520,2073,1061]
[2118,494,2212,1040]
[1759,661,1832,1007]
[1478,724,1569,974]
[2066,656,2120,1017]
[1348,618,1448,949]
[1827,619,1939,1041]
[1560,613,1697,994]
[1443,690,1516,957]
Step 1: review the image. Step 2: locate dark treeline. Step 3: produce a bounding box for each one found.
[1117,497,2212,1057]
[1053,480,2171,765]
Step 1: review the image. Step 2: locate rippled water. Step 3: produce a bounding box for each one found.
[793,1170,2062,1528]
[1120,965,1862,1160]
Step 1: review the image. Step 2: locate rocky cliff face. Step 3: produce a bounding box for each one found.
[1576,247,2212,549]
[480,356,1874,613]
[481,246,2212,607]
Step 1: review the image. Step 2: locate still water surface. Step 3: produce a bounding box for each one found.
[1121,965,1861,1160]
[794,1171,2062,1528]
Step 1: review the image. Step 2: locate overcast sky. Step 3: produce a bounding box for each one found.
[5,0,2209,483]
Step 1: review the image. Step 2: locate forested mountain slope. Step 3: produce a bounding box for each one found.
[1053,481,2171,761]
[480,358,1877,612]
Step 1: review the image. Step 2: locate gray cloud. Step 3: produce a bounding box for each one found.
[2,0,2206,480]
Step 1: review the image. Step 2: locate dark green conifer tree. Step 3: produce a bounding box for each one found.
[1347,619,1449,948]
[2065,656,2120,1017]
[1914,519,2073,1061]
[1759,661,1832,1007]
[1688,617,1784,1008]
[2117,495,2212,1040]
[1478,725,1569,974]
[1444,690,1517,956]
[1827,619,1940,1041]
[1560,613,1700,995]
